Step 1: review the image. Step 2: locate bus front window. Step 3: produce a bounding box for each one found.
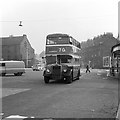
[46,56,56,65]
[57,55,72,64]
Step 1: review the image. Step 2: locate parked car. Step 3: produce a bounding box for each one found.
[0,60,25,76]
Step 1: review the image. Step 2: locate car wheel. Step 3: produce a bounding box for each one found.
[18,72,23,76]
[14,73,18,76]
[2,73,6,76]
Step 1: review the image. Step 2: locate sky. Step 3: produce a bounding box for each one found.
[0,0,119,54]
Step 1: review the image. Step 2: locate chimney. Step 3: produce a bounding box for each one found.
[23,34,27,37]
[9,35,13,38]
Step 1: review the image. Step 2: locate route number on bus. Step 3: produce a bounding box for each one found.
[59,48,66,52]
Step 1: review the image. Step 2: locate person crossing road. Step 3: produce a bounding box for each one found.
[86,64,90,73]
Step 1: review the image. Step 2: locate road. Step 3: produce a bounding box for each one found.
[1,69,118,119]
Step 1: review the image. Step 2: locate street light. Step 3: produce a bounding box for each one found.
[24,41,28,68]
[19,21,23,27]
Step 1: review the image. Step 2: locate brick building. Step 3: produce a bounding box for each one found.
[0,34,35,68]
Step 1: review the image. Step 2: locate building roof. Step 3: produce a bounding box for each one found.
[0,34,26,46]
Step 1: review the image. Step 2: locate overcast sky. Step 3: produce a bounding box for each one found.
[0,0,119,54]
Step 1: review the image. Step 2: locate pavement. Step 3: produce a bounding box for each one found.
[117,105,120,119]
[81,68,120,120]
[116,80,120,120]
[106,69,120,120]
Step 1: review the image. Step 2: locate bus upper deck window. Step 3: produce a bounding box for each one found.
[69,38,72,44]
[47,39,55,45]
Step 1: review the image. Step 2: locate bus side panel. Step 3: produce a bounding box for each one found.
[73,65,80,78]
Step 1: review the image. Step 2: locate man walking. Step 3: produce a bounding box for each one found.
[86,64,90,73]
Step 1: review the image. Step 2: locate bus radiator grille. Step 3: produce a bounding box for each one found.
[52,66,61,76]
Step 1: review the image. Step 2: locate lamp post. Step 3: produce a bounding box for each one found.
[26,47,28,68]
[89,61,91,67]
[24,41,28,68]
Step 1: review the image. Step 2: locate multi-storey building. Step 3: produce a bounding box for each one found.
[0,34,35,68]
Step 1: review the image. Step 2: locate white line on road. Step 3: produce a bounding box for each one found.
[0,88,30,98]
[3,115,35,120]
[97,73,101,76]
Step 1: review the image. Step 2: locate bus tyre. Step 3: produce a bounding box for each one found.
[44,77,50,83]
[76,70,80,80]
[66,75,72,84]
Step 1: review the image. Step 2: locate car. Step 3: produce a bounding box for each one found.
[32,64,44,71]
[32,64,40,71]
[0,60,25,76]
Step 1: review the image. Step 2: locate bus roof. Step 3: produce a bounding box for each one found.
[47,33,70,38]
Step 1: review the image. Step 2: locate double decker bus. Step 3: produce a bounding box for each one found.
[43,33,81,84]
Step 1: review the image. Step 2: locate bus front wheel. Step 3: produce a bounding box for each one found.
[76,70,80,80]
[66,75,73,84]
[44,76,50,83]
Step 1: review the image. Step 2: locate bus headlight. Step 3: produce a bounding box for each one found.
[63,69,67,72]
[46,69,50,73]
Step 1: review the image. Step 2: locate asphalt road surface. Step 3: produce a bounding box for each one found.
[1,68,118,119]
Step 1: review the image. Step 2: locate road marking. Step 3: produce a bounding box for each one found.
[97,73,101,75]
[6,115,28,118]
[1,88,30,98]
[3,115,35,120]
[103,78,107,80]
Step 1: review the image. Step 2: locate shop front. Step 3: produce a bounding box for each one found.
[111,43,120,78]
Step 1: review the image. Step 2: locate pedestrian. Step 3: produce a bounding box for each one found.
[111,66,115,76]
[86,64,90,73]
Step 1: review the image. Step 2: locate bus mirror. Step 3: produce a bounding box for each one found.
[42,57,46,59]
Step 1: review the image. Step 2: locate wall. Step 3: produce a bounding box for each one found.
[20,35,35,67]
